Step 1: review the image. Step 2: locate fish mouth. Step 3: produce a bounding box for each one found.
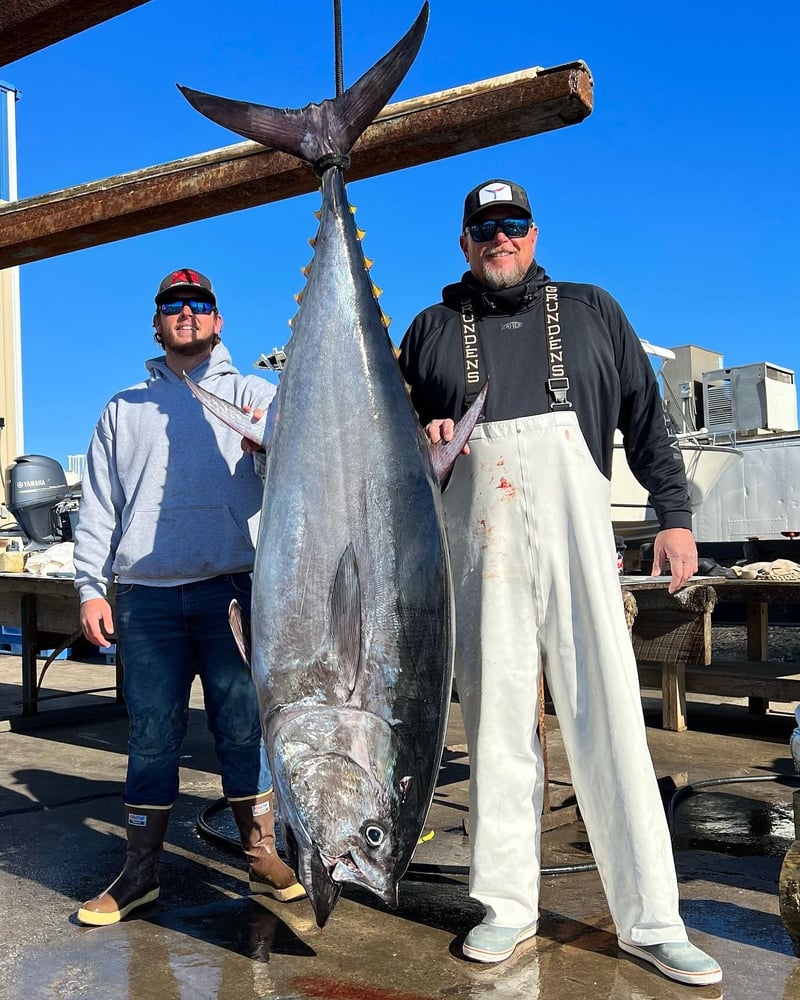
[322,847,398,907]
[302,842,398,927]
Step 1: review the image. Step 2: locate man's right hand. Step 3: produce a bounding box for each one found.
[80,598,115,647]
[426,418,471,455]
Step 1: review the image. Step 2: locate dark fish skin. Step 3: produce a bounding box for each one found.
[180,3,485,926]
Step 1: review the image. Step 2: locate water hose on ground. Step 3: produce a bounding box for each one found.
[196,772,800,878]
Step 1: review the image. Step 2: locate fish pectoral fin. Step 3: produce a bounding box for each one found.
[228,599,252,669]
[429,380,489,485]
[183,372,269,451]
[329,543,362,699]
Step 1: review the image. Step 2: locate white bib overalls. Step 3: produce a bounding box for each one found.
[442,410,687,945]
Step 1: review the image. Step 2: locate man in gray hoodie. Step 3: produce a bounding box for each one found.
[73,268,304,925]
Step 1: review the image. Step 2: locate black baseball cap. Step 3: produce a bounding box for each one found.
[462,179,532,228]
[154,268,217,307]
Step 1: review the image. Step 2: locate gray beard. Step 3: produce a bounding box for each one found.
[477,259,527,290]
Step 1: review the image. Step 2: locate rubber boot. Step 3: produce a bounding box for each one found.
[77,804,172,926]
[229,791,306,902]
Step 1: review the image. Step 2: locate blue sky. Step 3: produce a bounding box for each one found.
[4,0,798,469]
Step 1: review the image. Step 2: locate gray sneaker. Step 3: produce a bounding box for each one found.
[462,919,539,963]
[618,939,722,985]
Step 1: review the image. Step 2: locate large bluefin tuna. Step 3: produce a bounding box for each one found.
[179,3,486,926]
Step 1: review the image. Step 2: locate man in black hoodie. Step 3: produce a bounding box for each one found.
[398,180,721,987]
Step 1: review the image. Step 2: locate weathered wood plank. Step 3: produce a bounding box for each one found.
[0,1,151,66]
[639,658,800,709]
[0,63,593,267]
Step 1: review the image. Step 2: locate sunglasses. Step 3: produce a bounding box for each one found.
[467,218,532,243]
[158,299,215,316]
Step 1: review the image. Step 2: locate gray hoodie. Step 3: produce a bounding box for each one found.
[74,344,276,602]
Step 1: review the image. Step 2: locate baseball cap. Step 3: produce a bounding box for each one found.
[154,268,217,307]
[462,179,532,228]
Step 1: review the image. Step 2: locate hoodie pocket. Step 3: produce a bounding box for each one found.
[114,505,255,581]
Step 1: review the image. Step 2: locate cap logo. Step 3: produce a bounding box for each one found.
[478,182,514,207]
[170,269,200,286]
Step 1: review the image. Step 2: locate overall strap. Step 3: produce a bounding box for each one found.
[544,284,571,410]
[460,296,484,415]
[460,284,571,414]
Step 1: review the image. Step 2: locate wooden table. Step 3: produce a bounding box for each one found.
[0,572,123,728]
[622,576,800,731]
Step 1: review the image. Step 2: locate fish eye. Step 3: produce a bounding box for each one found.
[362,822,386,848]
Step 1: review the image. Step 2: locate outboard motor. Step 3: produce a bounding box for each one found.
[5,454,78,548]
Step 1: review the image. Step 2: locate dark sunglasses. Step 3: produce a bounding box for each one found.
[467,218,532,243]
[158,299,215,316]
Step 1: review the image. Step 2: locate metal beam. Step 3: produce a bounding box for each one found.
[0,1,152,65]
[0,62,593,268]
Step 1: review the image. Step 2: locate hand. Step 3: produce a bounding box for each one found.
[426,418,470,456]
[652,527,698,594]
[241,406,266,454]
[80,597,115,647]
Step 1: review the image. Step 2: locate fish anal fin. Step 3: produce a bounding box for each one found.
[329,543,362,699]
[229,599,252,669]
[429,380,489,484]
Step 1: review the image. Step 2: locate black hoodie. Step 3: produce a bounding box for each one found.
[398,263,691,531]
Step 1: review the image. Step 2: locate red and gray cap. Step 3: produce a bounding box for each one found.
[154,268,217,307]
[462,179,533,228]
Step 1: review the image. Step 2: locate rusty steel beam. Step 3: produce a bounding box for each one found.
[0,1,152,65]
[0,62,592,268]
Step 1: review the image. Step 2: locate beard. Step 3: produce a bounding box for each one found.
[160,330,217,356]
[476,256,528,290]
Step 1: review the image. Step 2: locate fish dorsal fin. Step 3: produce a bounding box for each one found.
[329,542,362,700]
[177,4,428,168]
[228,599,252,669]
[429,380,489,485]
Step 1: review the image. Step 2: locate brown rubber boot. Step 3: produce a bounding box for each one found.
[77,804,172,925]
[229,791,306,902]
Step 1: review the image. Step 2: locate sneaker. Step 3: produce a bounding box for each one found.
[463,919,539,963]
[791,727,800,772]
[618,939,722,986]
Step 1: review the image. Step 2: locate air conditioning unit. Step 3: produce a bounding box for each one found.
[702,363,797,435]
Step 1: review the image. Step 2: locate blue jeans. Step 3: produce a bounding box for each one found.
[115,574,271,806]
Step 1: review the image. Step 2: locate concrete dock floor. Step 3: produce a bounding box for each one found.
[1,652,799,1000]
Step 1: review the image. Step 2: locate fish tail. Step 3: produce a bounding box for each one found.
[178,3,428,173]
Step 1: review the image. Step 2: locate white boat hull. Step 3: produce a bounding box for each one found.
[611,438,741,544]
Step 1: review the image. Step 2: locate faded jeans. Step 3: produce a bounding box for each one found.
[115,574,271,806]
